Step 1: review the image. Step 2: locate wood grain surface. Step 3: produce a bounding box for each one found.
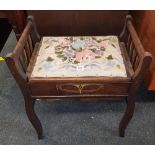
[26,11,128,36]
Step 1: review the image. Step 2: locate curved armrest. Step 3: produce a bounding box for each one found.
[5,16,40,94]
[120,15,152,91]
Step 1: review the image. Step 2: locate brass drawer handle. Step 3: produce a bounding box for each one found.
[56,83,104,94]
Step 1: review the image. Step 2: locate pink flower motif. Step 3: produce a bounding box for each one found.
[61,40,70,47]
[85,40,96,47]
[75,50,97,63]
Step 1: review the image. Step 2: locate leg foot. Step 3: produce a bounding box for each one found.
[25,98,43,139]
[38,134,44,140]
[119,96,135,137]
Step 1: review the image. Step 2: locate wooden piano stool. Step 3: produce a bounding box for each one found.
[5,15,152,139]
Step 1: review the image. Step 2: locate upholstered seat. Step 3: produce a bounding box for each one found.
[31,36,127,78]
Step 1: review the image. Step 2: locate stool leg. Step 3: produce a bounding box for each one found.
[25,98,43,139]
[119,96,135,137]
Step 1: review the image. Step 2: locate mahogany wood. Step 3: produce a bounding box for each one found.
[26,11,128,36]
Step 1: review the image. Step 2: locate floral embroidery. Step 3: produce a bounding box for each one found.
[48,37,112,64]
[75,50,97,63]
[32,36,127,78]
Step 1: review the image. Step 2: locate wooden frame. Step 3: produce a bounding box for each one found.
[5,15,152,139]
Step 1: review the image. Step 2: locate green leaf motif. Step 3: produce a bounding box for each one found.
[76,48,82,52]
[46,57,54,62]
[107,55,113,60]
[62,57,67,62]
[116,64,121,69]
[102,38,110,41]
[70,37,73,42]
[90,48,96,52]
[96,39,102,43]
[55,51,63,54]
[65,37,70,40]
[57,54,64,58]
[92,37,96,40]
[45,45,50,49]
[100,47,105,51]
[52,39,58,42]
[95,56,101,59]
[38,67,42,71]
[63,46,69,49]
[111,43,116,48]
[73,60,80,64]
[55,47,62,52]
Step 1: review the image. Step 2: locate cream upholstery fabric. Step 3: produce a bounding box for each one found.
[31,36,127,78]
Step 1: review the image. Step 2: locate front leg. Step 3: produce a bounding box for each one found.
[119,96,135,137]
[24,97,43,139]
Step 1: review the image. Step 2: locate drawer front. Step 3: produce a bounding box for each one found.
[57,83,129,95]
[29,81,129,96]
[57,83,104,95]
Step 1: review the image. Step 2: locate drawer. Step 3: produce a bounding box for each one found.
[29,81,130,96]
[57,83,129,95]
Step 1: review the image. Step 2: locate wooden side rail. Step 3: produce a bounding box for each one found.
[120,15,152,87]
[5,16,41,101]
[5,16,40,81]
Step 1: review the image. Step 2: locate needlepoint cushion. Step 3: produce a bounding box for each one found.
[31,36,127,78]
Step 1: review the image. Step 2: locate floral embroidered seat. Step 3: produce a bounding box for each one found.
[31,36,127,78]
